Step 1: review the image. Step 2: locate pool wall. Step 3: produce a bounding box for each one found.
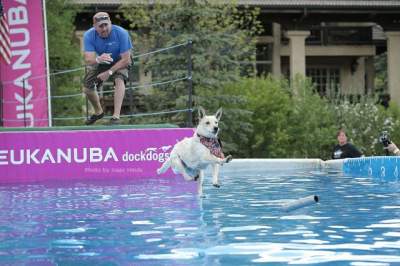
[324,156,400,181]
[224,157,400,182]
[221,159,323,174]
[342,156,400,181]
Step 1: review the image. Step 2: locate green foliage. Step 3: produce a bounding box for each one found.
[286,77,337,159]
[332,97,384,156]
[374,52,387,94]
[218,76,400,160]
[120,0,261,124]
[46,0,84,125]
[47,1,81,70]
[217,81,254,157]
[231,76,292,158]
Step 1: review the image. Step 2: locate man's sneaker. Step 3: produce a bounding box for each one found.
[85,112,104,125]
[108,117,121,125]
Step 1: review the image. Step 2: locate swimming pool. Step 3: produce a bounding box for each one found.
[1,159,400,265]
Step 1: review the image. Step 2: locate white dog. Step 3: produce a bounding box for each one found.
[157,107,232,196]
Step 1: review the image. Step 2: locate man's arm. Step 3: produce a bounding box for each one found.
[388,143,400,155]
[84,51,97,66]
[96,50,132,81]
[351,144,363,157]
[109,51,132,73]
[85,51,113,66]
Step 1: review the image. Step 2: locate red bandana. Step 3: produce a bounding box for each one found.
[199,136,225,159]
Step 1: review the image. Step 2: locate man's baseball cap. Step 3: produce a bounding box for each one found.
[93,12,111,27]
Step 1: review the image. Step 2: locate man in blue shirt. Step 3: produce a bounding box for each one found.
[83,12,133,125]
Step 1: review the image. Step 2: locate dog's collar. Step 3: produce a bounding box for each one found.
[197,134,225,159]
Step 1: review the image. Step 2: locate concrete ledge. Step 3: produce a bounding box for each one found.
[221,158,323,174]
[322,159,344,170]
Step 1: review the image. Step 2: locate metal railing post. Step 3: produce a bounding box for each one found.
[128,56,134,123]
[84,67,89,121]
[186,40,193,127]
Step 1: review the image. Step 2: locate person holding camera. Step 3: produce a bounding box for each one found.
[386,143,400,155]
[378,131,400,155]
[332,128,363,159]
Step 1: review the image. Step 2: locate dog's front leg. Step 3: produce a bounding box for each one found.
[197,170,205,197]
[212,164,220,188]
[201,153,225,165]
[222,155,233,164]
[205,154,233,166]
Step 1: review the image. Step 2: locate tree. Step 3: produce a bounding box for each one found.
[374,52,387,94]
[220,76,292,157]
[46,0,84,125]
[120,0,261,126]
[286,77,337,159]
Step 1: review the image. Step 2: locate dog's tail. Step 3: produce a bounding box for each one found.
[157,158,171,175]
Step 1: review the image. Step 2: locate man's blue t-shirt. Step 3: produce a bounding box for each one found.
[83,25,133,62]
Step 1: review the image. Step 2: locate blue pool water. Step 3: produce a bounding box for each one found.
[1,162,400,265]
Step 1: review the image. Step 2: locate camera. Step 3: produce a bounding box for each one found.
[379,131,391,147]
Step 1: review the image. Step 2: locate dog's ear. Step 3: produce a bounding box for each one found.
[215,107,223,120]
[198,106,206,119]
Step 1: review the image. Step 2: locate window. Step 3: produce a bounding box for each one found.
[306,68,340,97]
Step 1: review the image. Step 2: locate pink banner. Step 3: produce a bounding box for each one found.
[0,0,49,127]
[0,128,195,183]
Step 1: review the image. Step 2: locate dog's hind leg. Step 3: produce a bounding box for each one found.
[170,157,196,181]
[212,164,220,188]
[157,158,171,175]
[197,170,205,197]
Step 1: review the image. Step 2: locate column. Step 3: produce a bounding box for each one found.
[365,56,375,95]
[386,31,400,105]
[286,30,310,80]
[272,23,281,77]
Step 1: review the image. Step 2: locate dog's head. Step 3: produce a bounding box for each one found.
[196,107,223,138]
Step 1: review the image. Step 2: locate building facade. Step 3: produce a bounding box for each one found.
[73,0,400,104]
[253,0,400,104]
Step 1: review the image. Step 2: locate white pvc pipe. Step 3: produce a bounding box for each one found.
[283,195,319,212]
[42,0,52,127]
